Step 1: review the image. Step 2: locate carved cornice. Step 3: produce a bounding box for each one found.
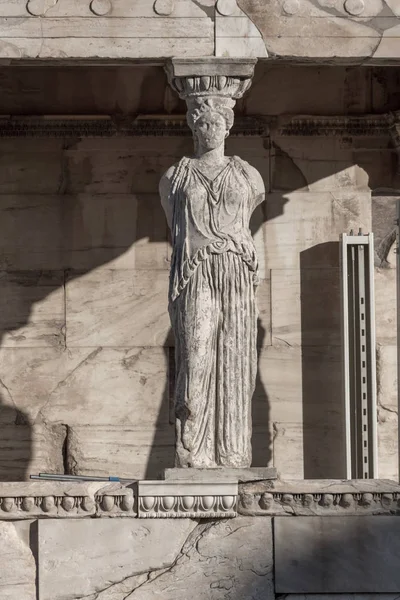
[0,482,136,519]
[1,480,400,519]
[278,114,392,137]
[138,481,238,518]
[0,114,394,138]
[238,480,400,516]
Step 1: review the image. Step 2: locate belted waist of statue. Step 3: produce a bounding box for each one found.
[168,155,259,303]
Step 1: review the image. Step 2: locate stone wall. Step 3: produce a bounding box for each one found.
[1,479,400,599]
[0,63,398,481]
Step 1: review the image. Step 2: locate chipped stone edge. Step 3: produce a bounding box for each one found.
[3,480,400,519]
[0,480,239,520]
[239,480,400,516]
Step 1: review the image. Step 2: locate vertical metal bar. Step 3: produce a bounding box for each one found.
[340,234,352,478]
[341,232,377,478]
[368,233,378,478]
[357,244,369,478]
[397,203,400,482]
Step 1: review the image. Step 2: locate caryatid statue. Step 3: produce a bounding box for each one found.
[160,60,265,469]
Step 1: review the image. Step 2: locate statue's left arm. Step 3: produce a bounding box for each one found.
[239,160,265,210]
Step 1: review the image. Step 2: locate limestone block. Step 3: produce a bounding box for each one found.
[0,347,168,427]
[0,0,210,17]
[256,345,343,426]
[275,516,400,593]
[375,268,396,344]
[66,269,171,347]
[0,271,64,348]
[0,423,65,481]
[273,421,346,480]
[0,17,213,39]
[373,195,397,262]
[0,193,168,270]
[0,195,63,270]
[66,425,174,480]
[44,347,169,427]
[237,0,386,59]
[38,518,198,600]
[271,135,370,193]
[376,344,398,480]
[0,521,36,600]
[246,66,371,115]
[256,346,303,425]
[377,344,397,413]
[265,191,371,270]
[271,269,341,347]
[63,193,169,271]
[0,140,63,193]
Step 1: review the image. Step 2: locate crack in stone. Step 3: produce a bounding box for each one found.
[35,347,103,424]
[74,521,209,600]
[0,377,16,410]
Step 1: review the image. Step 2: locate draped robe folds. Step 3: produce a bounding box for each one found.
[168,156,261,468]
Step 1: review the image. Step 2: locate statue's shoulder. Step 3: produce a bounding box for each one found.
[159,157,191,201]
[232,156,265,196]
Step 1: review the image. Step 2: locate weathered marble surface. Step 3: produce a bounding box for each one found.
[0,481,136,519]
[38,518,198,600]
[0,0,398,60]
[38,517,273,600]
[239,478,400,516]
[66,425,174,480]
[0,521,35,600]
[163,466,277,482]
[161,59,263,468]
[275,516,400,593]
[0,65,398,482]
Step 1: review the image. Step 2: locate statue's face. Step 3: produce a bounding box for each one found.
[194,112,227,150]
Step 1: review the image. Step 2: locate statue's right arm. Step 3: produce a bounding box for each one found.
[159,165,176,230]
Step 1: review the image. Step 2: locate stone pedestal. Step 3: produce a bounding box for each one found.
[162,467,277,483]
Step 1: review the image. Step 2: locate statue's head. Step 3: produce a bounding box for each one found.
[186,97,234,152]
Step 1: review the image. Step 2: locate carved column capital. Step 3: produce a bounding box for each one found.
[165,58,257,105]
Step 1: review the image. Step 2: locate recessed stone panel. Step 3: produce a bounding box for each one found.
[275,517,400,593]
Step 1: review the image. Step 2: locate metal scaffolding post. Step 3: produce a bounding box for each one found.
[340,231,378,479]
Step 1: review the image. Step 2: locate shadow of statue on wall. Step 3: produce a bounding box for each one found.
[2,63,398,482]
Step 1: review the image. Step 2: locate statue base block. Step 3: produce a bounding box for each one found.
[161,467,277,483]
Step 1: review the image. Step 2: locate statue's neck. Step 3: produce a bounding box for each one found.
[195,144,225,165]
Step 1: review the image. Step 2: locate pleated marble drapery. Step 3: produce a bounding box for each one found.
[168,156,261,468]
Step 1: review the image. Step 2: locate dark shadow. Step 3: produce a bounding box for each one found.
[29,520,39,600]
[144,333,175,480]
[252,319,272,466]
[1,62,398,482]
[300,242,345,478]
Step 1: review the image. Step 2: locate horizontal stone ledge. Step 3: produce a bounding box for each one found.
[1,479,400,520]
[0,113,394,138]
[239,478,400,516]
